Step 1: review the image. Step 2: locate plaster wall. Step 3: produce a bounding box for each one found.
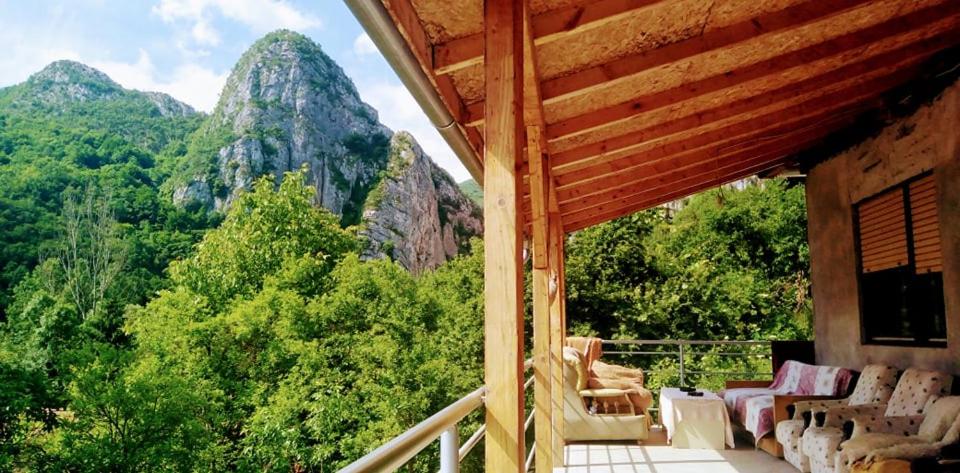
[807,81,960,373]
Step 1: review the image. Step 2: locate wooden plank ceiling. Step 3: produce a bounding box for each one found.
[380,0,960,232]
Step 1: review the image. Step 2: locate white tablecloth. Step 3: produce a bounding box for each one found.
[659,388,736,449]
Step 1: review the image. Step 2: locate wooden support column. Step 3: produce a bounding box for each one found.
[547,180,566,467]
[484,0,525,472]
[528,125,553,473]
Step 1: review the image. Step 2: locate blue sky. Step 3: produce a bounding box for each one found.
[0,0,471,181]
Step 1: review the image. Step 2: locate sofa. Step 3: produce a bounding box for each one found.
[565,336,653,416]
[562,346,649,441]
[722,360,855,456]
[775,364,899,472]
[801,368,953,473]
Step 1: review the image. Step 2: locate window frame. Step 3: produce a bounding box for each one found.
[853,171,947,348]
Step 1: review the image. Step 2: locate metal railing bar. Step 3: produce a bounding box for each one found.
[341,387,485,473]
[525,442,535,472]
[524,408,535,431]
[602,340,772,346]
[604,351,682,356]
[458,424,485,461]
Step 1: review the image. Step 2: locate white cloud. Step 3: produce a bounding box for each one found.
[352,33,377,57]
[92,49,228,112]
[356,81,471,183]
[153,0,322,45]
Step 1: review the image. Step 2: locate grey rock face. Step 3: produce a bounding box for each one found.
[143,91,197,117]
[193,30,391,221]
[25,60,123,105]
[361,132,483,273]
[175,30,482,271]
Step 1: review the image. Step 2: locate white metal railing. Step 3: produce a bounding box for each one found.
[340,340,775,472]
[602,339,774,386]
[340,359,534,473]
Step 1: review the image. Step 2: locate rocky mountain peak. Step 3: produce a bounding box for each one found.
[24,60,123,105]
[172,30,482,272]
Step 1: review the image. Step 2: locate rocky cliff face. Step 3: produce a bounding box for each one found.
[361,133,482,272]
[173,30,482,272]
[174,30,391,226]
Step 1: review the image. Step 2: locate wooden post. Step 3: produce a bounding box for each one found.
[528,125,553,473]
[548,181,566,467]
[484,0,525,472]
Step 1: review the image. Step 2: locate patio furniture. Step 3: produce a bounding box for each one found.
[562,347,649,442]
[722,360,855,457]
[565,337,653,416]
[660,387,735,449]
[801,368,953,473]
[839,396,960,473]
[775,364,899,472]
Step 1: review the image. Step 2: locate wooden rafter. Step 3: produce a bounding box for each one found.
[463,1,960,128]
[380,0,482,153]
[433,0,663,75]
[543,3,960,139]
[547,32,957,172]
[552,68,915,189]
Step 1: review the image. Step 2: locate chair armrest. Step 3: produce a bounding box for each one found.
[592,360,645,385]
[725,380,772,389]
[774,395,840,425]
[846,414,924,440]
[822,403,887,428]
[791,398,849,420]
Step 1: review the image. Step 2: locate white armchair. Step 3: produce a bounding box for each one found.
[775,364,898,472]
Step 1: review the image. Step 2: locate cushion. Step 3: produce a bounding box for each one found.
[563,346,588,391]
[885,368,952,417]
[849,365,899,406]
[918,396,960,442]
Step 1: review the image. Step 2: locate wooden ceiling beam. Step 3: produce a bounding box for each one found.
[549,32,955,171]
[434,0,664,75]
[539,0,872,104]
[544,3,960,140]
[552,108,868,215]
[556,114,856,205]
[381,0,482,153]
[553,68,911,187]
[561,159,784,232]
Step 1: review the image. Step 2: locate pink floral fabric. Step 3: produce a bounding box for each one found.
[722,361,854,442]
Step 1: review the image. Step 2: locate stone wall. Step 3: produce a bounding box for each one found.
[806,80,960,373]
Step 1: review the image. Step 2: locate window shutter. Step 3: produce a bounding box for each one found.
[910,175,942,274]
[858,187,908,273]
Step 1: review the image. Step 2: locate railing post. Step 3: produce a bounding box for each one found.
[440,426,460,473]
[678,342,686,387]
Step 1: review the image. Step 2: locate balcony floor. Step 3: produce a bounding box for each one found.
[556,429,796,473]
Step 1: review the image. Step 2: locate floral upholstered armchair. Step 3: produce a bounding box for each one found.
[840,396,960,472]
[801,368,952,473]
[774,364,899,472]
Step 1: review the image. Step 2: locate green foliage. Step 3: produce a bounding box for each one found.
[457,179,482,206]
[565,180,814,392]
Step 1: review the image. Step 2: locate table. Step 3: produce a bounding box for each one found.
[659,387,735,449]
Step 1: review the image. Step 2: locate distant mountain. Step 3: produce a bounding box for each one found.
[169,30,481,272]
[458,179,482,206]
[0,61,210,315]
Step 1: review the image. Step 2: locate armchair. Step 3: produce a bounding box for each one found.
[840,396,960,473]
[562,347,649,442]
[565,337,653,416]
[775,364,898,472]
[802,368,952,473]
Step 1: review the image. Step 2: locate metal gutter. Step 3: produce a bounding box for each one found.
[344,0,485,185]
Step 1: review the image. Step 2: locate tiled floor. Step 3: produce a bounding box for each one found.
[555,429,797,473]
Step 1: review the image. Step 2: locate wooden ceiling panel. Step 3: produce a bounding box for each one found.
[541,0,895,122]
[546,18,959,153]
[545,1,958,140]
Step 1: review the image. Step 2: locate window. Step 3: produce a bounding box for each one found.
[855,173,946,347]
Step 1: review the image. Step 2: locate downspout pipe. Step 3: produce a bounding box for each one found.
[344,0,485,184]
